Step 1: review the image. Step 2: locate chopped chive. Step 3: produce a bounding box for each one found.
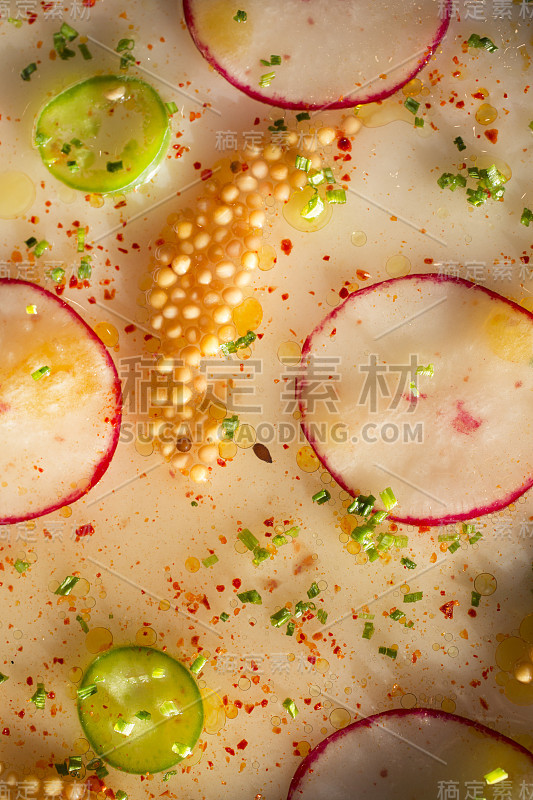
[438,531,459,542]
[25,236,38,248]
[272,534,288,547]
[190,655,207,674]
[237,589,262,605]
[285,526,299,538]
[165,101,179,116]
[312,489,330,505]
[378,646,398,660]
[351,525,373,544]
[379,487,397,511]
[159,700,179,717]
[55,763,69,776]
[484,767,508,785]
[389,609,405,621]
[301,192,324,219]
[71,138,83,148]
[295,154,311,172]
[368,510,388,527]
[68,756,82,774]
[14,559,30,573]
[53,32,75,60]
[414,117,424,128]
[107,160,123,173]
[467,33,498,52]
[437,172,466,191]
[30,683,47,709]
[78,256,92,280]
[403,591,423,603]
[409,381,419,397]
[454,136,467,151]
[282,698,298,718]
[50,267,65,283]
[259,72,275,87]
[21,62,37,81]
[120,52,136,69]
[529,121,533,131]
[400,557,417,570]
[220,612,230,622]
[326,188,346,204]
[270,607,291,628]
[467,186,487,206]
[296,112,310,122]
[95,764,109,780]
[135,710,151,720]
[376,533,395,551]
[116,38,135,51]
[521,208,533,227]
[0,673,9,684]
[366,546,380,562]
[416,364,434,377]
[233,10,247,22]
[61,142,72,155]
[152,667,165,679]
[67,160,79,172]
[270,55,282,65]
[471,591,481,607]
[308,170,326,186]
[469,530,483,545]
[238,528,259,551]
[77,684,97,700]
[260,59,271,66]
[317,608,328,624]
[221,414,239,439]
[34,240,50,257]
[393,534,408,549]
[202,554,219,568]
[362,622,374,639]
[60,22,78,41]
[163,772,177,782]
[31,366,50,381]
[448,540,461,554]
[252,546,270,566]
[8,17,23,27]
[76,614,89,633]
[286,621,295,636]
[307,582,320,599]
[116,792,128,800]
[77,227,85,252]
[171,742,192,757]
[404,97,420,114]
[55,575,79,595]
[294,600,309,618]
[468,167,481,179]
[78,43,93,60]
[323,167,335,183]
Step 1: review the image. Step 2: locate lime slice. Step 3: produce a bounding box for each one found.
[35,75,170,194]
[77,646,204,774]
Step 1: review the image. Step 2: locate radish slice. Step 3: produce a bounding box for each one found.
[296,274,533,526]
[183,0,451,109]
[288,708,533,798]
[0,279,122,524]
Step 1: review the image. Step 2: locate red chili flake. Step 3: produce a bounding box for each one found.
[281,238,293,255]
[468,608,477,618]
[337,136,352,152]
[264,517,274,527]
[418,525,430,533]
[124,324,135,333]
[232,578,242,590]
[201,168,213,181]
[224,746,235,756]
[339,287,349,299]
[439,600,458,619]
[76,524,94,538]
[26,677,33,686]
[2,729,10,736]
[323,255,330,261]
[484,128,498,143]
[480,697,489,710]
[17,710,25,719]
[472,91,485,99]
[456,100,464,108]
[216,458,226,467]
[424,258,433,264]
[356,269,370,281]
[237,739,248,750]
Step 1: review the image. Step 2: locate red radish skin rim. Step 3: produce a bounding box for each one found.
[0,278,123,525]
[287,707,533,799]
[295,273,533,527]
[182,1,452,110]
